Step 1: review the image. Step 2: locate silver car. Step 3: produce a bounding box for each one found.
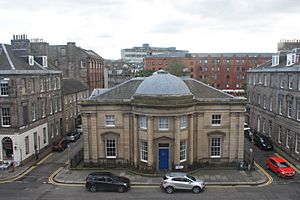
[161,172,205,194]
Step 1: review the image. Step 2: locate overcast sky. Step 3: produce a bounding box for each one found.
[1,0,300,59]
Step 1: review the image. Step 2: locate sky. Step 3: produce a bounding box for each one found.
[1,0,300,59]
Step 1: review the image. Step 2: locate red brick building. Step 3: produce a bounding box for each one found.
[144,53,272,92]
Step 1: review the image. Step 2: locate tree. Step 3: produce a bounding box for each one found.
[136,69,155,77]
[166,61,185,77]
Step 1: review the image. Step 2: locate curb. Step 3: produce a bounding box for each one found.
[51,166,269,187]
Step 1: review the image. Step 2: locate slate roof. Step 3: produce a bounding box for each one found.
[0,43,60,74]
[62,78,89,95]
[88,71,237,104]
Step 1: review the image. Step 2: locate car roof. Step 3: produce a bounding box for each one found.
[88,172,115,176]
[165,172,187,177]
[268,156,286,163]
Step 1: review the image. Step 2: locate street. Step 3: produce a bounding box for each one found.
[0,137,299,200]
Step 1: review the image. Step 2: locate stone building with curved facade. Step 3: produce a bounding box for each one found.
[81,70,246,172]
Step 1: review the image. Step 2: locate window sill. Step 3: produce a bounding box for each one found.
[141,160,148,163]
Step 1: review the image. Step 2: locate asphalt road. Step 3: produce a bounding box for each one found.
[0,137,299,200]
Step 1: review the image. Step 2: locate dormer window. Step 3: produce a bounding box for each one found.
[42,56,47,68]
[28,56,34,66]
[286,53,296,66]
[272,55,279,66]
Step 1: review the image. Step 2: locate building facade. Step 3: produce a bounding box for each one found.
[81,70,246,172]
[0,35,63,166]
[144,53,272,93]
[62,78,89,134]
[247,46,300,161]
[121,43,189,64]
[48,42,105,92]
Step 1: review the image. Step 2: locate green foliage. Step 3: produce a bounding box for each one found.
[166,61,185,77]
[136,69,155,77]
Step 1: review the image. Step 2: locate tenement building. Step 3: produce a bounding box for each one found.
[0,35,63,166]
[247,47,300,161]
[144,53,272,94]
[81,70,246,172]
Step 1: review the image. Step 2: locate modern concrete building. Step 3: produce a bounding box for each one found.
[121,43,189,64]
[0,35,63,166]
[247,44,300,161]
[81,70,246,172]
[144,53,272,93]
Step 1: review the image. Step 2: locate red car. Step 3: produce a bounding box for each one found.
[266,156,296,178]
[52,138,69,151]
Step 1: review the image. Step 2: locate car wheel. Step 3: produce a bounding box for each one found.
[192,186,201,194]
[117,186,126,193]
[277,172,281,177]
[166,186,174,194]
[89,185,97,192]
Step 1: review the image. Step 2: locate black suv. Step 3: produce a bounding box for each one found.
[253,133,273,150]
[85,172,130,193]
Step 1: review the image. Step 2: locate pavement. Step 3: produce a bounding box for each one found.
[1,146,300,186]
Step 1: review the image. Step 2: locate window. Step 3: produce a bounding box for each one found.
[1,108,11,127]
[41,99,45,119]
[258,94,261,105]
[295,134,300,154]
[56,121,59,135]
[268,120,272,137]
[0,80,9,96]
[29,78,35,93]
[264,74,267,86]
[287,100,292,118]
[54,97,58,113]
[262,119,266,133]
[298,76,300,91]
[211,137,221,158]
[105,138,116,158]
[180,116,187,129]
[25,136,29,155]
[49,99,53,115]
[270,97,273,111]
[159,117,169,130]
[278,98,283,115]
[51,123,54,138]
[297,102,300,121]
[105,115,115,127]
[140,141,148,162]
[31,103,36,122]
[40,77,45,92]
[212,114,221,125]
[180,140,187,162]
[140,115,147,129]
[286,130,290,148]
[288,75,293,89]
[258,74,262,84]
[280,75,284,88]
[43,127,47,144]
[278,125,282,143]
[263,95,266,109]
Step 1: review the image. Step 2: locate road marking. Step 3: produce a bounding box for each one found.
[254,161,273,187]
[36,153,53,165]
[0,166,36,184]
[274,153,300,174]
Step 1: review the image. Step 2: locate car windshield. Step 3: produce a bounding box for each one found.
[277,162,289,168]
[187,175,196,181]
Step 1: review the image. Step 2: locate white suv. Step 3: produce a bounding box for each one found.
[161,172,205,194]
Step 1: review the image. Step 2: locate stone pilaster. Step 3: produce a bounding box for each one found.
[133,115,138,167]
[90,113,98,162]
[147,116,154,168]
[188,114,194,165]
[174,116,180,166]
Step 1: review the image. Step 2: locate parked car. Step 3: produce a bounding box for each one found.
[253,133,273,150]
[52,138,69,151]
[266,156,296,178]
[244,128,253,142]
[66,130,80,142]
[161,172,205,194]
[76,125,83,135]
[85,172,131,193]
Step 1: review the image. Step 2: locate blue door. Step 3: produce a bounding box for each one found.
[159,149,169,170]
